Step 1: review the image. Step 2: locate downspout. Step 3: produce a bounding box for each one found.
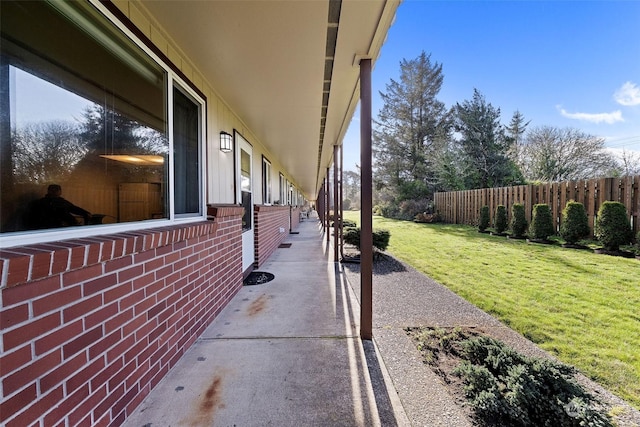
[360,58,373,340]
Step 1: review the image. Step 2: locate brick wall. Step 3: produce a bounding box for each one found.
[290,206,302,231]
[253,205,291,268]
[0,205,244,427]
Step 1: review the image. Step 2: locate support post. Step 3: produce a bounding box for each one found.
[333,145,340,262]
[326,170,330,242]
[360,58,373,340]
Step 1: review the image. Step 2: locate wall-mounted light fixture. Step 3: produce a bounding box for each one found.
[220,131,233,153]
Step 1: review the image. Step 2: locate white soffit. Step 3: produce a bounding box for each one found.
[139,0,399,198]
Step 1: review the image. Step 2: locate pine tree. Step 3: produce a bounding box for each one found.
[453,89,521,188]
[373,51,451,213]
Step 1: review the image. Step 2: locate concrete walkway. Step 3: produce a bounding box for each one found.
[122,219,406,426]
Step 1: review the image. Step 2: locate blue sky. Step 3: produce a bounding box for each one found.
[342,0,640,171]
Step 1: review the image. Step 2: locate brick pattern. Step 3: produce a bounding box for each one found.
[290,206,302,231]
[0,206,244,427]
[253,205,292,268]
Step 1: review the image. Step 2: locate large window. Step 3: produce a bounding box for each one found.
[0,1,204,245]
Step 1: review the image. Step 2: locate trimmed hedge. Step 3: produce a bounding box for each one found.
[594,201,633,251]
[494,205,507,234]
[343,227,391,252]
[510,203,527,238]
[529,204,555,240]
[478,206,490,232]
[560,201,590,245]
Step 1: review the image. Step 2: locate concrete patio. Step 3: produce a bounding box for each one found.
[122,218,407,426]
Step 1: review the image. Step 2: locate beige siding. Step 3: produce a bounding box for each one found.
[109,0,303,207]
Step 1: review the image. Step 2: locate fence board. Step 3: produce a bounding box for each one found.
[434,175,640,236]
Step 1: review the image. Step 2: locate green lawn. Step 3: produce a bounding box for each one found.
[343,211,640,409]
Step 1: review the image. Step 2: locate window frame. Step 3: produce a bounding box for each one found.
[0,0,207,249]
[262,156,272,205]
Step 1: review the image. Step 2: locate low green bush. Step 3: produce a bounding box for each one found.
[343,227,391,252]
[510,203,527,238]
[453,336,612,427]
[494,205,507,234]
[478,206,490,232]
[560,201,590,245]
[594,201,633,252]
[528,204,554,240]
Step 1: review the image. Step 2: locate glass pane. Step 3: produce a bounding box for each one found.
[173,87,200,215]
[241,149,251,192]
[1,1,168,233]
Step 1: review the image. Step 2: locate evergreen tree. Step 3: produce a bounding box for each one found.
[505,110,530,173]
[373,51,451,213]
[453,89,522,189]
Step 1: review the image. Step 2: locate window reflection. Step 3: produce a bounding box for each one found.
[1,0,168,234]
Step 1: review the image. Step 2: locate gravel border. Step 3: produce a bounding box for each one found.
[342,252,640,427]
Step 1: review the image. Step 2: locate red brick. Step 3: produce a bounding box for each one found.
[2,350,61,395]
[104,282,133,304]
[132,272,154,290]
[89,329,122,359]
[35,319,83,356]
[62,264,102,287]
[0,383,37,425]
[50,247,70,274]
[119,289,144,311]
[104,255,133,273]
[6,387,63,427]
[91,358,123,393]
[63,326,103,359]
[83,273,117,296]
[43,383,89,427]
[112,383,138,419]
[63,295,101,323]
[117,264,143,283]
[0,303,29,329]
[2,275,61,306]
[68,384,106,426]
[85,302,119,330]
[133,296,155,316]
[107,359,136,393]
[106,334,135,364]
[40,352,86,392]
[122,313,146,338]
[0,251,31,287]
[3,313,60,351]
[32,285,82,316]
[104,308,134,334]
[66,356,105,392]
[94,383,123,420]
[1,346,32,382]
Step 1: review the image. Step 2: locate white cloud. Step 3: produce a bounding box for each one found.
[557,106,624,124]
[614,81,640,106]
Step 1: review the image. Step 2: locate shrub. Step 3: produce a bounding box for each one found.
[635,231,640,255]
[343,227,391,252]
[398,198,433,221]
[510,203,527,238]
[594,201,633,252]
[478,206,490,232]
[494,205,508,234]
[528,204,554,240]
[560,201,590,245]
[452,336,612,427]
[414,212,440,223]
[342,219,357,228]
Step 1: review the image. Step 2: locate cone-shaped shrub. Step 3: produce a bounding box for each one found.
[529,204,554,240]
[510,203,528,238]
[478,206,490,232]
[560,201,590,245]
[494,205,507,234]
[594,201,633,251]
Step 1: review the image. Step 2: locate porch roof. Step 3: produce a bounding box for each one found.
[139,0,399,200]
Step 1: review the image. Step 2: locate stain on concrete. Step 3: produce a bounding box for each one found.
[181,375,224,426]
[247,294,268,316]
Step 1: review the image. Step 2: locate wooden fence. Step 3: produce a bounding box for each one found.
[434,176,640,235]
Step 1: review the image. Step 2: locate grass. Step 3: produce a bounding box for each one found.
[343,211,640,409]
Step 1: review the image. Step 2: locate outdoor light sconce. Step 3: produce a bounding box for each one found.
[220,131,233,153]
